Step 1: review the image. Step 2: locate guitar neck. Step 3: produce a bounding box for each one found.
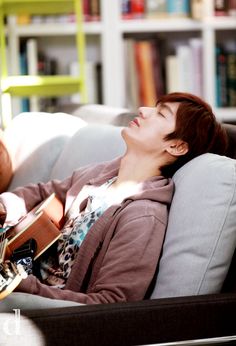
[0,238,8,264]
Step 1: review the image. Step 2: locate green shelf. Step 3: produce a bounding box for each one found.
[2,76,83,97]
[0,0,75,15]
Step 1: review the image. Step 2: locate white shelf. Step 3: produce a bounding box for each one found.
[203,17,236,30]
[15,22,102,36]
[119,18,202,33]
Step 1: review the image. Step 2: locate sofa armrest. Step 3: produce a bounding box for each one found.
[23,293,236,346]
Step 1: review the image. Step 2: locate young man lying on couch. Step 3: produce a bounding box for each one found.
[0,92,228,309]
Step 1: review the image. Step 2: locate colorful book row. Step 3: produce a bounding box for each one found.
[216,45,236,107]
[17,0,101,25]
[122,0,236,20]
[124,37,204,111]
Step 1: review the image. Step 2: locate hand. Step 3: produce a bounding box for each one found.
[0,202,6,227]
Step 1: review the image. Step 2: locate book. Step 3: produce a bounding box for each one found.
[26,39,40,112]
[70,61,99,104]
[17,14,31,25]
[124,39,140,110]
[151,40,165,99]
[135,40,157,106]
[216,46,228,107]
[189,38,203,97]
[130,0,145,18]
[145,0,167,18]
[166,0,190,17]
[214,0,229,16]
[228,0,236,16]
[90,0,101,21]
[190,0,204,19]
[83,0,91,21]
[227,52,236,107]
[176,44,193,93]
[121,0,132,19]
[165,55,179,93]
[19,42,30,113]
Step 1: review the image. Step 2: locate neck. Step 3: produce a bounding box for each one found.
[114,152,162,187]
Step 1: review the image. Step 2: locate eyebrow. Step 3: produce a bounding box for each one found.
[159,103,174,116]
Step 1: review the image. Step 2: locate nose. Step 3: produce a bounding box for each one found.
[138,107,150,119]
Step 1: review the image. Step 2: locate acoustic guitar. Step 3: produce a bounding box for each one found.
[0,193,64,300]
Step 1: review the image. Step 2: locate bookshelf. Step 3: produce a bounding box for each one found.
[0,0,87,127]
[3,0,236,123]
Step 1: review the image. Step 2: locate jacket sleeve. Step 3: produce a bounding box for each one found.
[16,209,167,304]
[0,159,120,225]
[0,175,73,225]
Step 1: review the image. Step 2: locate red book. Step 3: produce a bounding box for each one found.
[83,0,90,21]
[214,0,228,16]
[130,0,145,18]
[228,0,236,16]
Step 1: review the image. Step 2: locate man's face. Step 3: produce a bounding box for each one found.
[122,102,180,156]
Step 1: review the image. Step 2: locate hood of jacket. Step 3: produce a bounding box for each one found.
[88,157,174,206]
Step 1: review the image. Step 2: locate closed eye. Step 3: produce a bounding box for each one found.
[157,111,165,117]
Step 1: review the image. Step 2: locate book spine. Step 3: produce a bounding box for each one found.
[130,0,145,19]
[19,46,30,112]
[83,0,91,21]
[227,52,236,107]
[90,0,101,21]
[145,0,167,18]
[17,14,31,25]
[190,0,204,19]
[70,61,99,104]
[150,40,164,98]
[176,44,193,93]
[166,0,190,17]
[228,0,236,16]
[216,46,228,107]
[26,39,40,112]
[165,55,179,93]
[214,0,228,16]
[135,40,157,106]
[124,39,140,110]
[121,0,133,19]
[189,38,203,97]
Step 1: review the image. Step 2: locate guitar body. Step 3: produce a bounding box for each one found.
[0,193,64,300]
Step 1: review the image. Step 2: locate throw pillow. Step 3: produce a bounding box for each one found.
[151,153,236,298]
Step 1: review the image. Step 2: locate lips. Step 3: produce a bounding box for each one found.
[130,117,140,127]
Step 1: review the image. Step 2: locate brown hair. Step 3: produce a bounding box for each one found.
[157,92,228,177]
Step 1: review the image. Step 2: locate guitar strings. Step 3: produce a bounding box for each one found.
[0,227,7,263]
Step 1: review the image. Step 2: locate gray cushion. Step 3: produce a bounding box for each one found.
[151,153,236,298]
[50,124,126,180]
[4,112,86,190]
[0,292,82,312]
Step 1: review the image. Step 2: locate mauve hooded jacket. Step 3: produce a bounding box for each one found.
[0,157,174,304]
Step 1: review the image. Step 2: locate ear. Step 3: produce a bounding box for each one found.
[166,140,189,157]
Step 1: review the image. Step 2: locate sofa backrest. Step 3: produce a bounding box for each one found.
[4,112,87,190]
[4,112,126,189]
[50,124,126,180]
